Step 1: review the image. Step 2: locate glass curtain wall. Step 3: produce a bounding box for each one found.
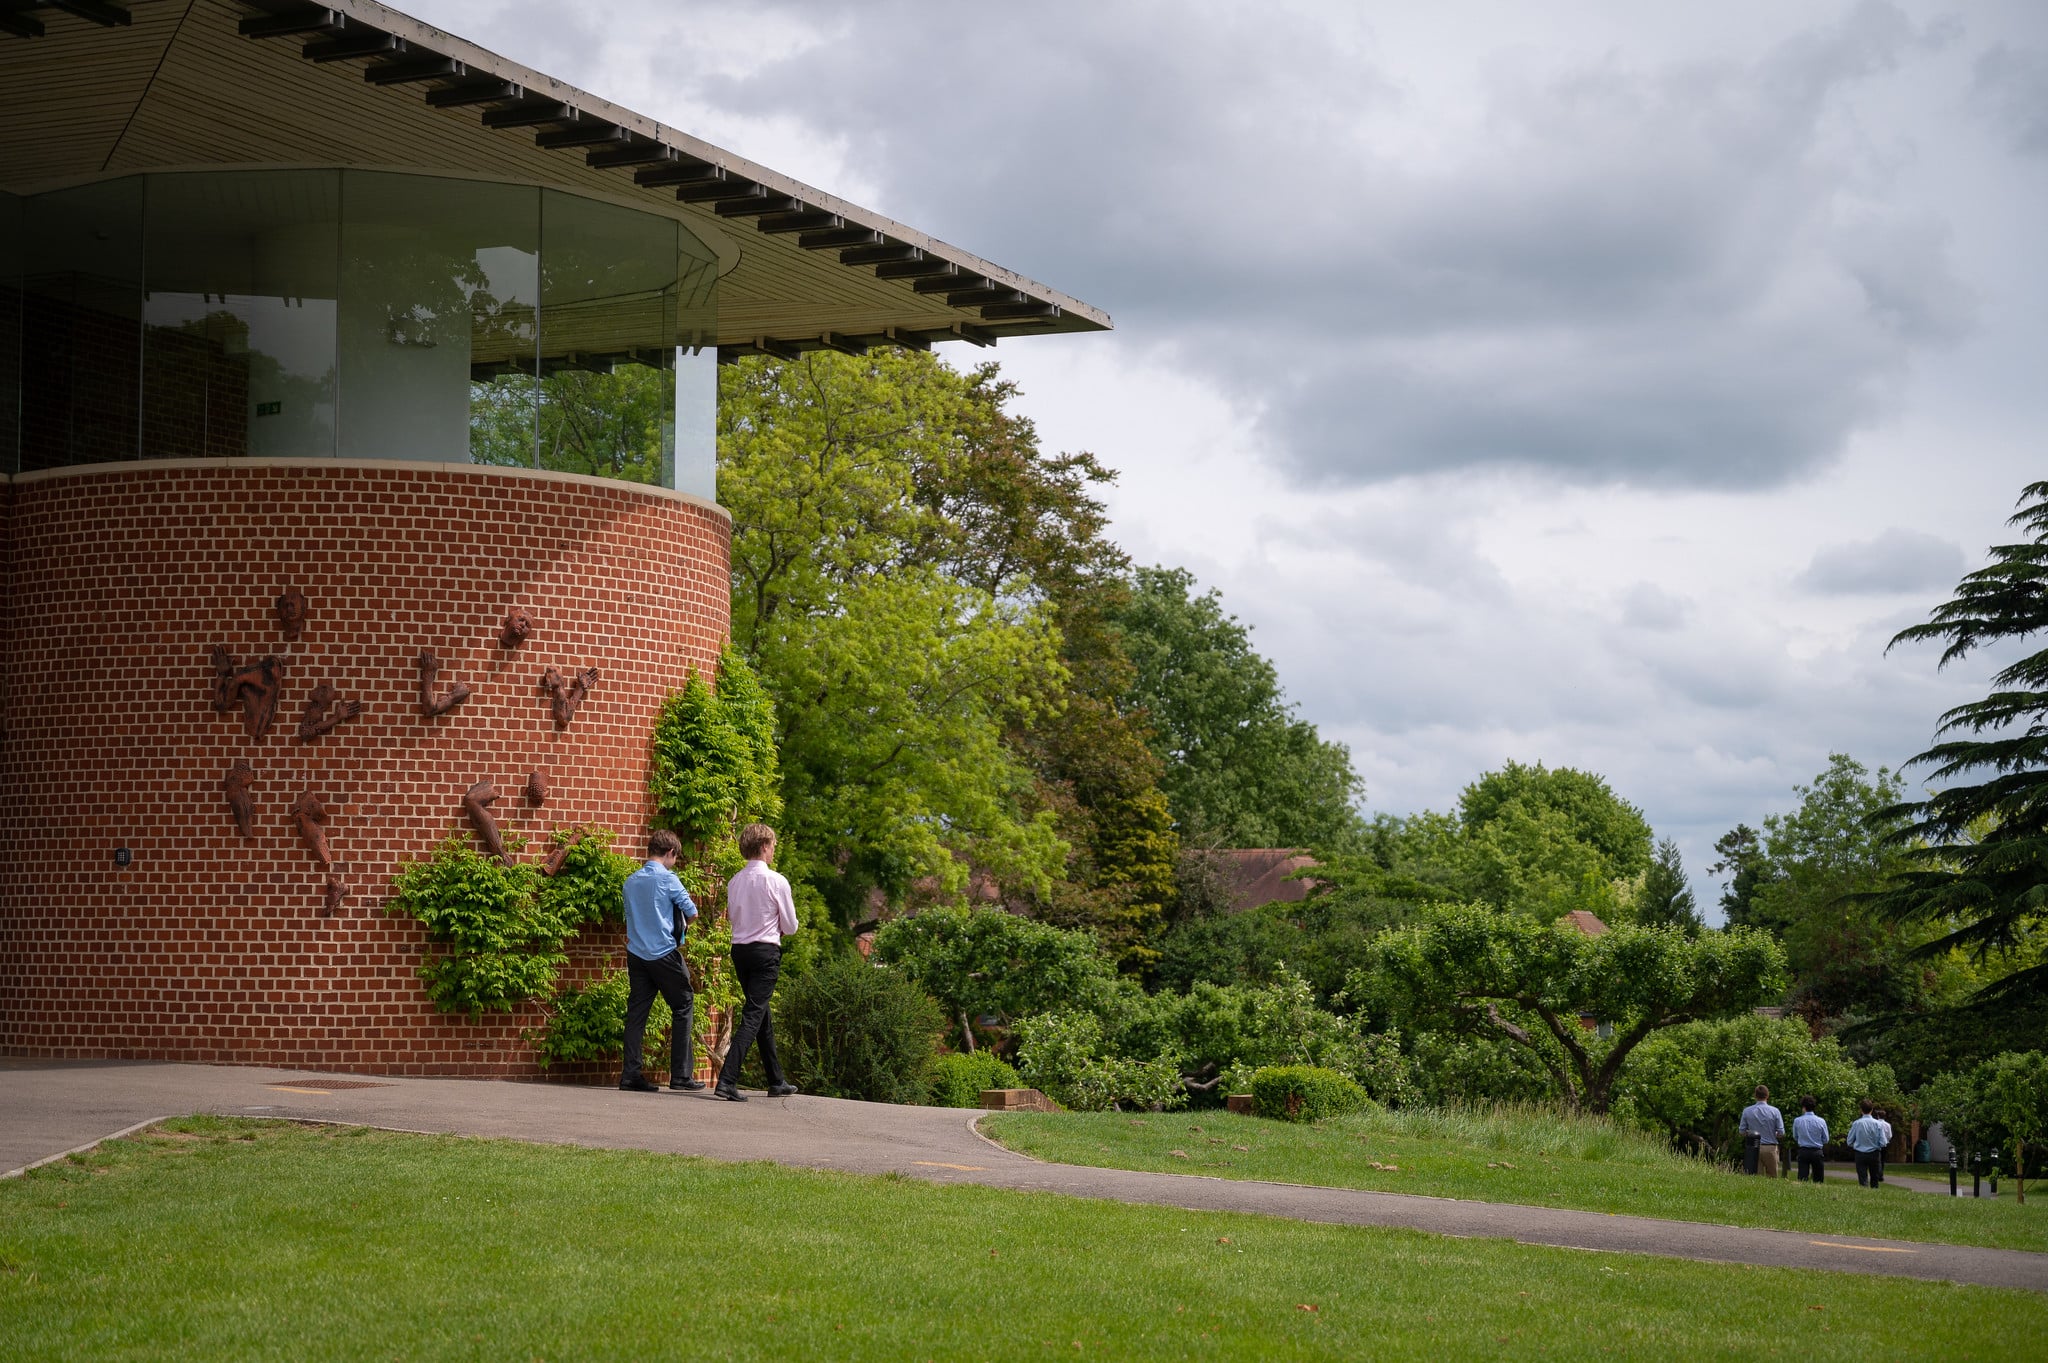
[1,170,714,489]
[0,191,18,475]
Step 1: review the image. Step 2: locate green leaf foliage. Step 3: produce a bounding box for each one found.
[872,907,1120,1034]
[648,643,782,863]
[1112,565,1362,849]
[532,969,672,1071]
[1249,1065,1369,1122]
[1011,1010,1186,1113]
[1922,1051,2048,1194]
[927,1051,1023,1108]
[388,835,566,1017]
[1612,1014,1895,1158]
[773,955,945,1104]
[1355,903,1787,1112]
[1869,481,2048,1006]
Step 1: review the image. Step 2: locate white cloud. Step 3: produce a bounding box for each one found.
[1796,527,1967,594]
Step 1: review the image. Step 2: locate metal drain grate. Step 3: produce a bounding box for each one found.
[266,1079,393,1091]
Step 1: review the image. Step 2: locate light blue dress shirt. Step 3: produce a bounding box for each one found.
[1847,1115,1888,1153]
[622,859,696,961]
[1792,1112,1829,1148]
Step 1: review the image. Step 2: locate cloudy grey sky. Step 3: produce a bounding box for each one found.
[411,0,2048,911]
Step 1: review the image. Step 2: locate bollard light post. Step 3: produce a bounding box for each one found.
[1973,1150,1983,1198]
[1990,1151,2001,1197]
[1950,1144,1959,1197]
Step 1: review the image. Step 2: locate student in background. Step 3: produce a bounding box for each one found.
[1847,1099,1888,1188]
[1739,1084,1786,1177]
[1791,1095,1829,1183]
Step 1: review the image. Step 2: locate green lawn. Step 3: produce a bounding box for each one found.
[0,1119,2039,1361]
[981,1107,2048,1254]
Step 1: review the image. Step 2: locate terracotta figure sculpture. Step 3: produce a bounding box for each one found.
[211,646,285,742]
[540,665,600,726]
[540,840,571,878]
[275,589,307,640]
[289,790,333,868]
[463,778,505,861]
[500,608,532,649]
[223,760,257,839]
[417,650,472,717]
[296,682,363,743]
[525,770,548,805]
[322,871,348,917]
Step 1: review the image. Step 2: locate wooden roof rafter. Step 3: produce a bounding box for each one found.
[223,0,1087,356]
[0,0,1107,355]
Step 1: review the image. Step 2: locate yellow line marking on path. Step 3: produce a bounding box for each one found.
[914,1161,987,1171]
[267,1086,333,1095]
[1808,1241,1917,1254]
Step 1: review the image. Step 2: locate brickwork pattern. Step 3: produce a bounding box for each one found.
[0,461,731,1076]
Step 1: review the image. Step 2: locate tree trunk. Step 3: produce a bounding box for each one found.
[960,1010,976,1054]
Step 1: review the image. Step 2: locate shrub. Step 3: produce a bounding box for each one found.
[928,1051,1023,1108]
[873,907,1121,1041]
[536,826,637,928]
[533,969,673,1072]
[649,645,781,863]
[1013,1011,1185,1113]
[775,955,944,1104]
[387,834,577,1016]
[1250,1065,1368,1122]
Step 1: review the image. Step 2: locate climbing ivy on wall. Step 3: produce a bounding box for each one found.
[386,826,631,1017]
[648,642,782,880]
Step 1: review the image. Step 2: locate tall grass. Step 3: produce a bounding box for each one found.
[1349,1101,1694,1168]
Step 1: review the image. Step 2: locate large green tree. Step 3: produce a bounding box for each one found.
[718,350,1176,933]
[1355,903,1786,1113]
[1112,565,1362,849]
[1870,480,2048,1008]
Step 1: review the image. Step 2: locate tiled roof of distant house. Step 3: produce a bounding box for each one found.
[1561,910,1610,936]
[1213,850,1319,912]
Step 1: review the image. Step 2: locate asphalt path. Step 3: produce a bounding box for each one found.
[4,1060,2043,1292]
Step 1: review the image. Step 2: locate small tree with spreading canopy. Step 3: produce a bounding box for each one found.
[1354,903,1787,1113]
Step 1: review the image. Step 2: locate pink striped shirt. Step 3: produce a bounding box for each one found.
[726,858,799,945]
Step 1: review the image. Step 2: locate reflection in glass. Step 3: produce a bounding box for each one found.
[142,171,339,459]
[1,191,19,475]
[0,169,714,482]
[339,173,538,463]
[19,178,143,470]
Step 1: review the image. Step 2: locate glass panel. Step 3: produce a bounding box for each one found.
[19,178,143,470]
[0,191,19,475]
[141,170,339,459]
[338,172,538,463]
[536,189,687,486]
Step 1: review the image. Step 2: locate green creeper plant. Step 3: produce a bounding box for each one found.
[388,827,631,1019]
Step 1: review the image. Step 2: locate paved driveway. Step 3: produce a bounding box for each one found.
[5,1060,2044,1293]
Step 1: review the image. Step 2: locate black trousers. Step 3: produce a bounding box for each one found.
[1796,1147,1826,1182]
[1854,1150,1882,1186]
[723,941,785,1089]
[623,948,694,1083]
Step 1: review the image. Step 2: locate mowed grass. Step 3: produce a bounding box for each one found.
[1,1120,2041,1361]
[982,1105,2048,1254]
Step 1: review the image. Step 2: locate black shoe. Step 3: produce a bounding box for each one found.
[766,1083,799,1098]
[713,1084,747,1102]
[670,1078,706,1091]
[619,1076,660,1093]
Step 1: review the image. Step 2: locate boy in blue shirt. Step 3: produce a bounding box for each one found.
[1791,1095,1829,1182]
[619,829,700,1093]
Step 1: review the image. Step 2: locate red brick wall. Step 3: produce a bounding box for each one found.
[0,459,731,1077]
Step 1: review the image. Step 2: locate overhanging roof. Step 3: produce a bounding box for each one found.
[0,0,1111,359]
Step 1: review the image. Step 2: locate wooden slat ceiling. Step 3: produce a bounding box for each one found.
[0,0,1111,357]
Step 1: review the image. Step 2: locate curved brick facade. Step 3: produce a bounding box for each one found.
[0,459,731,1076]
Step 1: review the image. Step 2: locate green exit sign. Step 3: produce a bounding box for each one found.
[255,401,282,417]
